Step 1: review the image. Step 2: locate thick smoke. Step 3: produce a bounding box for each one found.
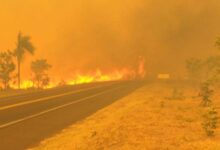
[0,0,220,79]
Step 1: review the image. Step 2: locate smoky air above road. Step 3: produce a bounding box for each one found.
[1,0,220,81]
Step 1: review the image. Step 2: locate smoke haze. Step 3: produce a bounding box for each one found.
[1,0,220,80]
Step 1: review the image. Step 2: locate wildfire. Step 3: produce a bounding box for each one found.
[9,57,146,89]
[138,56,146,78]
[10,80,34,89]
[67,68,136,86]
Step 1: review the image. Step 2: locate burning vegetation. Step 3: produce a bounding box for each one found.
[0,32,146,90]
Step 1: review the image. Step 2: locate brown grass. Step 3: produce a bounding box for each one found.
[30,83,220,150]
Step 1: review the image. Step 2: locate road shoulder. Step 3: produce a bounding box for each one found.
[30,83,220,150]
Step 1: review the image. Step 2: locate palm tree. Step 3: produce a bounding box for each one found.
[14,32,35,89]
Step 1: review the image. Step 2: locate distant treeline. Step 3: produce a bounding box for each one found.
[186,38,220,85]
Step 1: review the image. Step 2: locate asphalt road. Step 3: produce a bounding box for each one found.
[0,80,143,150]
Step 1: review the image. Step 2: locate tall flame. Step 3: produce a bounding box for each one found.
[138,56,146,78]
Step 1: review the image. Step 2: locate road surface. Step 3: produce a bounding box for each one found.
[0,81,143,150]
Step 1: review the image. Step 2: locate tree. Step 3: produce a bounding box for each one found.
[199,82,214,107]
[202,107,218,137]
[204,56,220,82]
[208,38,220,84]
[186,58,204,82]
[0,50,16,89]
[31,59,51,88]
[14,32,35,89]
[215,37,220,50]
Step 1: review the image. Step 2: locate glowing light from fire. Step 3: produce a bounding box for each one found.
[10,80,34,89]
[8,57,146,89]
[138,56,146,78]
[67,68,136,85]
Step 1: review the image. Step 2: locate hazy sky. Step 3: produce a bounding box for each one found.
[1,0,220,80]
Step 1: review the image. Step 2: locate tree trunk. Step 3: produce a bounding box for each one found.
[4,80,7,90]
[37,79,40,89]
[17,58,20,89]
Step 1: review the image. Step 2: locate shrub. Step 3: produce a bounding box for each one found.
[199,82,214,107]
[202,107,218,137]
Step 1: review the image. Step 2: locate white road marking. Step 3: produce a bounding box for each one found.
[0,86,121,129]
[0,84,114,111]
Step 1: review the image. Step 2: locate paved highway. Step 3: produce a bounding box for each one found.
[0,81,143,150]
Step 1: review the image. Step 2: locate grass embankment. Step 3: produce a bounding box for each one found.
[0,89,35,98]
[31,83,220,150]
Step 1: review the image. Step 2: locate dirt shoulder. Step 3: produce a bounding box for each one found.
[0,89,35,98]
[30,83,220,150]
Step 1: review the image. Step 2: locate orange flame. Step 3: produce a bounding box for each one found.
[9,57,146,89]
[67,68,136,86]
[138,56,146,78]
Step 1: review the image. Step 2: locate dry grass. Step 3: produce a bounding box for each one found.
[0,89,34,98]
[30,83,220,150]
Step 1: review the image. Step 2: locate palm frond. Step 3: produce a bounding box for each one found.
[20,36,35,54]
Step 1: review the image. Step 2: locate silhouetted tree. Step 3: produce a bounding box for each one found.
[202,107,218,137]
[204,56,220,83]
[186,58,204,82]
[14,32,35,89]
[199,82,214,107]
[31,59,51,89]
[204,38,220,83]
[215,37,220,50]
[0,50,16,89]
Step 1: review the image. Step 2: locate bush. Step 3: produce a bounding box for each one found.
[199,82,214,107]
[202,107,218,137]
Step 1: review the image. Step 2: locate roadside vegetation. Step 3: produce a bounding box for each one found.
[0,50,15,89]
[185,38,220,137]
[31,59,52,89]
[186,38,220,85]
[0,32,52,90]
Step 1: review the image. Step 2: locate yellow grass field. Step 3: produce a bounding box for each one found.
[31,82,220,150]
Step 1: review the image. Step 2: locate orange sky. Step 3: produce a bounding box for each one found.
[1,0,220,80]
